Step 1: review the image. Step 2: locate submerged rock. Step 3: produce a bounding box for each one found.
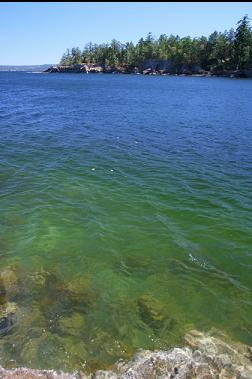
[20,331,71,371]
[0,279,7,305]
[0,329,251,378]
[0,302,18,336]
[59,336,88,370]
[0,268,19,337]
[0,267,251,377]
[58,312,86,337]
[0,268,19,302]
[0,268,18,291]
[86,328,129,371]
[137,294,175,333]
[66,276,99,311]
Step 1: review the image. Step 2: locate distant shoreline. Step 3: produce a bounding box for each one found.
[0,64,54,72]
[44,63,252,78]
[1,65,251,78]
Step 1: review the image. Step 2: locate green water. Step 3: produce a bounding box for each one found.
[0,72,251,372]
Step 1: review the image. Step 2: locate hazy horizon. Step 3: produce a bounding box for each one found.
[0,63,55,67]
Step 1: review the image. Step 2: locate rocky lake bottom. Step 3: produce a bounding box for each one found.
[1,265,252,378]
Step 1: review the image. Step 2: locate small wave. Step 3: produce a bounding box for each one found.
[188,253,209,269]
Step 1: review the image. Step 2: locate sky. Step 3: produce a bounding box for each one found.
[1,2,252,65]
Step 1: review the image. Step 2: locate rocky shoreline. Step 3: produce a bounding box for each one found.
[1,267,252,378]
[0,329,252,378]
[44,61,252,78]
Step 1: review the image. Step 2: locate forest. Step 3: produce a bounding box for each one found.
[59,15,252,72]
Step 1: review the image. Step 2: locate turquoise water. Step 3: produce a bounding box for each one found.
[0,72,252,372]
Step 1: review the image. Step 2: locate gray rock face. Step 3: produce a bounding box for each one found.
[0,330,251,378]
[44,64,104,73]
[141,59,173,73]
[141,59,206,75]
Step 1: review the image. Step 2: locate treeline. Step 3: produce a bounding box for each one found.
[60,15,252,71]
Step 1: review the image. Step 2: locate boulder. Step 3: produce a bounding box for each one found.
[0,268,18,291]
[0,302,18,336]
[137,293,175,333]
[58,312,86,337]
[87,64,104,73]
[142,68,152,75]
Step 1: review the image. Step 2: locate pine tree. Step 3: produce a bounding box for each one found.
[234,15,252,69]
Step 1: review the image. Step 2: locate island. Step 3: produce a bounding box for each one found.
[45,15,252,78]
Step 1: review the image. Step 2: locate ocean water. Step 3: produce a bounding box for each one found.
[0,72,252,372]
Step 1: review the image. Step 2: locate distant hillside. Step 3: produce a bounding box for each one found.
[0,64,54,72]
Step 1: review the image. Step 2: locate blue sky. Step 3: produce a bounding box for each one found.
[1,2,252,65]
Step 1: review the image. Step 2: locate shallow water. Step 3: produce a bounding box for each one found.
[0,72,252,372]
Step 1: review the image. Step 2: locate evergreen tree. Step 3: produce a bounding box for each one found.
[58,15,252,73]
[123,42,137,66]
[60,49,72,66]
[71,47,82,65]
[234,15,252,69]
